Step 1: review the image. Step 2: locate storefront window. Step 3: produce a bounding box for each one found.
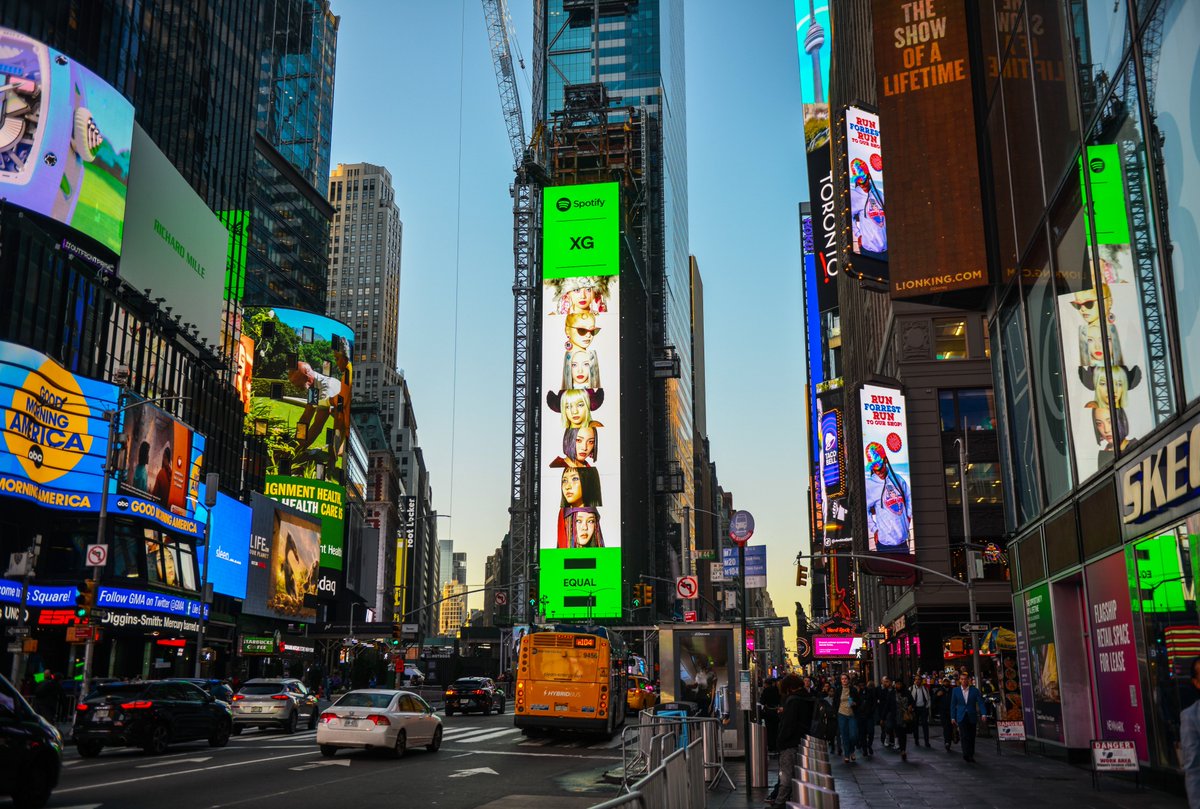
[1148,0,1200,402]
[1085,61,1176,437]
[999,301,1042,523]
[939,388,997,432]
[1128,518,1200,770]
[1025,243,1073,503]
[1071,0,1132,124]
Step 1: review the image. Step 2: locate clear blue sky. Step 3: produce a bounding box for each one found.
[329,0,812,624]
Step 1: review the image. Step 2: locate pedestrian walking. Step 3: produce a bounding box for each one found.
[883,678,915,761]
[949,671,986,763]
[832,674,859,763]
[910,675,931,747]
[1179,658,1200,809]
[857,680,880,757]
[877,676,895,749]
[931,676,955,751]
[768,674,814,809]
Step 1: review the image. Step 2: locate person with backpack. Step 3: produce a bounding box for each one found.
[883,677,915,761]
[810,683,838,752]
[768,674,815,809]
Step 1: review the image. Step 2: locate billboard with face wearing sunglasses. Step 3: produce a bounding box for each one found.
[539,182,623,620]
[860,383,914,555]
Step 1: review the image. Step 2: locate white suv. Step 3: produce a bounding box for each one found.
[231,678,319,734]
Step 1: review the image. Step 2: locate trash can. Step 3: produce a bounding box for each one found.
[749,720,769,788]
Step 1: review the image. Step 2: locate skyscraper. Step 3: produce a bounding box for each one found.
[534,0,691,607]
[327,162,405,400]
[244,0,339,311]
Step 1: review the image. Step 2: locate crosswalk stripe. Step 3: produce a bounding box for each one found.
[441,726,491,737]
[231,731,316,743]
[443,727,522,744]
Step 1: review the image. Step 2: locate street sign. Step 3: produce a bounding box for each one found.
[862,631,887,641]
[722,546,767,587]
[998,721,1026,741]
[85,544,109,568]
[494,591,508,607]
[5,626,30,636]
[1091,740,1138,772]
[675,575,698,600]
[90,608,110,621]
[5,642,21,654]
[729,510,755,546]
[66,625,95,643]
[746,616,790,628]
[960,622,991,633]
[684,610,697,622]
[402,623,419,637]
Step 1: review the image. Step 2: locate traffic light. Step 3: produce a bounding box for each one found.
[643,583,653,607]
[391,623,402,645]
[796,564,809,587]
[75,580,95,620]
[631,583,643,608]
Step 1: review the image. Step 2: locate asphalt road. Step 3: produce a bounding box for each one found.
[29,708,629,809]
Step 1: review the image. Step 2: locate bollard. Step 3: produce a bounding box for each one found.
[795,781,840,809]
[749,721,769,788]
[795,766,836,791]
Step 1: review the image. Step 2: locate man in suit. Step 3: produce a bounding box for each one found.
[949,671,986,762]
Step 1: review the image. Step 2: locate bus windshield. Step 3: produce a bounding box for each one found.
[529,648,600,682]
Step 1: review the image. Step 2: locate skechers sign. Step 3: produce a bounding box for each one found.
[0,341,117,511]
[1118,414,1200,539]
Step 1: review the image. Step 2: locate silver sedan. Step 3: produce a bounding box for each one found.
[316,689,442,758]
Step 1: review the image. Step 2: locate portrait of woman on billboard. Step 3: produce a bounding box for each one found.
[550,425,598,468]
[547,276,610,315]
[549,388,604,431]
[564,312,600,352]
[562,349,601,391]
[556,467,601,548]
[864,441,912,553]
[267,508,319,619]
[565,506,604,549]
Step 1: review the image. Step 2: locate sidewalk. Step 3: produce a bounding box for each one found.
[706,736,1186,809]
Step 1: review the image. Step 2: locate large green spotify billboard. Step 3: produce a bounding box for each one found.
[539,182,622,619]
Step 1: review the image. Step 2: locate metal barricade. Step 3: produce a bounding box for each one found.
[619,715,734,795]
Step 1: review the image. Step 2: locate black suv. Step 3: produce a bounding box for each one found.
[0,673,62,808]
[444,677,504,715]
[73,680,233,756]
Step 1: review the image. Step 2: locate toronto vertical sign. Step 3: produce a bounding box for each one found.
[540,182,622,620]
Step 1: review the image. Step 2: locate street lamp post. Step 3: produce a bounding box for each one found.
[82,394,189,700]
[954,435,983,691]
[193,473,219,678]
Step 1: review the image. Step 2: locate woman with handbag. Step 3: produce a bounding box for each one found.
[884,678,915,761]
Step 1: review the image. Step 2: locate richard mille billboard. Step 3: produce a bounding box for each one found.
[540,182,622,620]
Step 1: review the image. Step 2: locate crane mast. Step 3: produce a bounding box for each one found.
[482,0,544,624]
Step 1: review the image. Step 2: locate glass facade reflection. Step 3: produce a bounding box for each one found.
[989,0,1200,780]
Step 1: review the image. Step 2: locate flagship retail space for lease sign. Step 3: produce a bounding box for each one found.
[873,0,987,298]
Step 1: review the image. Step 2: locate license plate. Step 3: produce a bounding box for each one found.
[250,706,263,713]
[555,703,569,712]
[342,718,357,727]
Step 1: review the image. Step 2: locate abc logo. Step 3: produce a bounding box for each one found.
[116,498,130,510]
[26,446,44,468]
[556,198,571,212]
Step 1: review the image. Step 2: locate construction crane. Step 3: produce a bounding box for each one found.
[482,0,546,625]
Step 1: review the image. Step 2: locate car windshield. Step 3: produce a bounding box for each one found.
[452,679,484,688]
[335,692,394,709]
[239,684,286,695]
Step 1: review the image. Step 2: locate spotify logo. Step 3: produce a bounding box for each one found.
[556,198,571,212]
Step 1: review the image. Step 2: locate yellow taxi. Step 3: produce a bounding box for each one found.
[626,675,658,712]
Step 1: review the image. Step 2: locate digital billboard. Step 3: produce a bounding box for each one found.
[814,635,864,658]
[243,307,354,484]
[0,27,134,255]
[120,125,228,346]
[542,182,620,279]
[0,340,117,512]
[245,492,320,622]
[873,0,987,297]
[845,106,886,262]
[197,492,252,600]
[111,394,205,539]
[539,181,622,620]
[795,2,838,303]
[263,475,345,572]
[859,383,913,554]
[816,385,850,547]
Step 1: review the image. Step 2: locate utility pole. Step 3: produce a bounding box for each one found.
[955,435,983,691]
[8,534,41,683]
[194,473,218,677]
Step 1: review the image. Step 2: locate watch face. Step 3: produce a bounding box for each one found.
[0,30,49,182]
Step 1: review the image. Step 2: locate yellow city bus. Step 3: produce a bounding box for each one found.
[513,627,628,736]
